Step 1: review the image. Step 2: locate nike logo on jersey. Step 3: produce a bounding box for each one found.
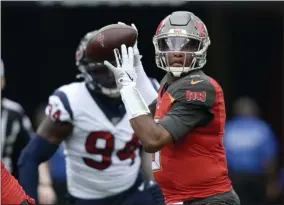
[191,79,204,85]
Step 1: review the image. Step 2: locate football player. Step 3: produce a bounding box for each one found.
[104,12,241,205]
[18,25,165,205]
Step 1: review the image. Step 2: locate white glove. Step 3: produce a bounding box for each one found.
[104,44,136,90]
[104,44,150,119]
[117,22,158,105]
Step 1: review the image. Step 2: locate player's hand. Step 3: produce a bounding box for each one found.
[104,44,136,90]
[117,22,142,68]
[38,184,57,205]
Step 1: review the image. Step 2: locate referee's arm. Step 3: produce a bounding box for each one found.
[11,112,33,178]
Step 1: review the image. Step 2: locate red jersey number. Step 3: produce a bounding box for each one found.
[83,132,140,170]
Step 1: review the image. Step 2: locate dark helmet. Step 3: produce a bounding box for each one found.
[75,30,119,98]
[153,11,211,77]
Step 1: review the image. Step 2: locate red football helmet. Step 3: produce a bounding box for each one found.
[153,11,211,77]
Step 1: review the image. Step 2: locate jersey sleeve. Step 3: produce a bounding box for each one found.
[148,99,157,115]
[45,89,73,123]
[158,80,216,141]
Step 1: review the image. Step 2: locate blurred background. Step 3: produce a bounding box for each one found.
[1,1,283,205]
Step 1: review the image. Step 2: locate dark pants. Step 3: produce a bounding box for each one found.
[183,190,240,205]
[68,173,165,205]
[53,180,68,205]
[229,173,267,205]
[20,200,34,205]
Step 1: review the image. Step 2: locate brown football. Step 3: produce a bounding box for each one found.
[85,24,137,62]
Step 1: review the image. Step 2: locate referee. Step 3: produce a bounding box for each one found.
[1,59,33,179]
[1,59,56,204]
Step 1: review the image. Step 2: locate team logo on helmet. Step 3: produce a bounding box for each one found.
[155,16,168,35]
[193,18,207,38]
[76,46,84,62]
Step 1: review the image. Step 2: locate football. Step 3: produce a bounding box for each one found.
[85,24,138,62]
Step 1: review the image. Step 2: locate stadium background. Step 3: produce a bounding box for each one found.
[1,1,284,204]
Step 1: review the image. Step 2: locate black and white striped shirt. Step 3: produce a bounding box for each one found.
[1,97,32,178]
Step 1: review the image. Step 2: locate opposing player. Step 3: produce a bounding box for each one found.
[1,161,35,205]
[104,12,241,204]
[18,25,165,205]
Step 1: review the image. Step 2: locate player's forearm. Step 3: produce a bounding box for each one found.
[18,134,59,200]
[120,86,170,152]
[18,157,39,201]
[39,162,52,186]
[130,115,165,153]
[140,149,155,181]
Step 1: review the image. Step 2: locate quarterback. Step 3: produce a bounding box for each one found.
[18,24,165,205]
[104,11,241,205]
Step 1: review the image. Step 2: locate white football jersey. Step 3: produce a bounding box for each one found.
[45,82,141,199]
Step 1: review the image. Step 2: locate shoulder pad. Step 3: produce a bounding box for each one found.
[45,83,81,123]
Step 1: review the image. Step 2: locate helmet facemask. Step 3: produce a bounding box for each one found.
[75,31,120,98]
[153,34,210,77]
[153,11,211,77]
[77,61,120,98]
